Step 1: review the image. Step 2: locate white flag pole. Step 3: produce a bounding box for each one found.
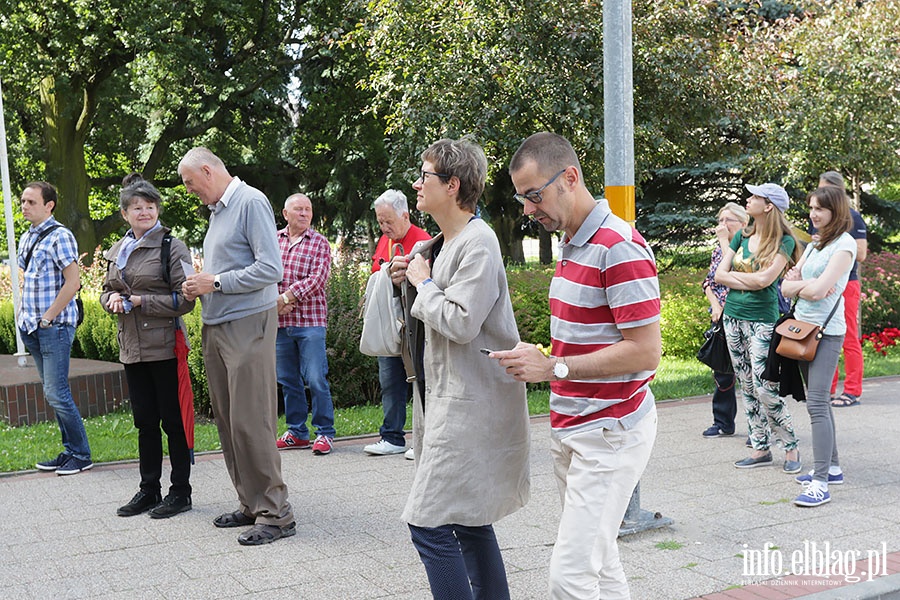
[0,75,27,362]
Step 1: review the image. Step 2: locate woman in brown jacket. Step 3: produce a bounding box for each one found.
[101,174,196,519]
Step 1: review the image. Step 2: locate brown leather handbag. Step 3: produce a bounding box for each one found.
[774,300,840,362]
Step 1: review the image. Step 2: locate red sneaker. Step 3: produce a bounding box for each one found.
[312,435,333,455]
[276,431,310,450]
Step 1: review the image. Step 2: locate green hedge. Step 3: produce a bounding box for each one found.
[1,260,731,414]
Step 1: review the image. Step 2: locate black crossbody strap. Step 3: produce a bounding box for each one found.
[22,224,64,271]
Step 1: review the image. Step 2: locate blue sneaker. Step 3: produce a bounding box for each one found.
[56,455,93,476]
[794,486,831,507]
[702,425,735,438]
[36,452,70,471]
[795,471,843,485]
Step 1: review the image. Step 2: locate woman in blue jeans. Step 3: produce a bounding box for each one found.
[781,186,856,507]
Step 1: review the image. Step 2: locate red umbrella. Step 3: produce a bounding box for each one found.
[174,327,195,464]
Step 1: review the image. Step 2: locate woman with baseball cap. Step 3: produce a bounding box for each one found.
[715,183,803,475]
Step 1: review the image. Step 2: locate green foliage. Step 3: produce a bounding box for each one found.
[659,268,709,359]
[506,265,554,346]
[324,252,380,408]
[860,252,900,335]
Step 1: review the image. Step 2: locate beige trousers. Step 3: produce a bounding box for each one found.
[202,308,293,527]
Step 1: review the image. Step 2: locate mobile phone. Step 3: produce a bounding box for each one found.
[480,348,494,355]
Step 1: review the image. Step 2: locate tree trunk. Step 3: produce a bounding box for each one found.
[539,227,554,264]
[39,76,98,262]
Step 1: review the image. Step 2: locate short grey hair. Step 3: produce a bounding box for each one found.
[819,170,846,191]
[178,147,226,175]
[373,189,409,217]
[120,173,162,211]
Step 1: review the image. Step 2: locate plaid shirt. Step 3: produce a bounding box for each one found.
[16,217,80,333]
[277,226,331,328]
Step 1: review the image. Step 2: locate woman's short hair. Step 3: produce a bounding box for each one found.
[119,173,162,211]
[421,138,487,213]
[373,189,410,217]
[718,201,749,225]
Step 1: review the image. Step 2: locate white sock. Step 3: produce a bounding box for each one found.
[829,466,842,476]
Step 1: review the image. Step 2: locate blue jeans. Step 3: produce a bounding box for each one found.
[409,523,510,600]
[276,327,335,439]
[20,324,91,460]
[378,356,409,446]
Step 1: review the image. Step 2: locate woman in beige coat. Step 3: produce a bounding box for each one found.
[390,138,530,600]
[100,174,195,519]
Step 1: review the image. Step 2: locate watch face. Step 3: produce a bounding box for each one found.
[554,361,568,378]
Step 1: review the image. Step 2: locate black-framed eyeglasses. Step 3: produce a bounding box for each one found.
[419,169,450,182]
[513,169,567,205]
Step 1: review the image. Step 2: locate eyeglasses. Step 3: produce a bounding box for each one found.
[718,217,742,225]
[419,170,450,182]
[513,169,567,205]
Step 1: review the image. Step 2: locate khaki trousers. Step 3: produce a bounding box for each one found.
[548,405,657,600]
[202,308,293,527]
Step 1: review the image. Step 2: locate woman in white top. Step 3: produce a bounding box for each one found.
[781,186,856,507]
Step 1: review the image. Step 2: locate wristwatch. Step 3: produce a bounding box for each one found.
[39,318,52,329]
[553,357,569,380]
[281,292,292,304]
[213,274,222,291]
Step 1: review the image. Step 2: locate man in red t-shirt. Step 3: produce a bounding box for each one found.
[364,190,431,456]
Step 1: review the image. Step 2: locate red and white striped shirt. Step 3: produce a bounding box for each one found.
[549,200,660,436]
[277,227,331,328]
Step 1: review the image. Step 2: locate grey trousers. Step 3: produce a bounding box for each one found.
[202,307,293,527]
[799,334,844,484]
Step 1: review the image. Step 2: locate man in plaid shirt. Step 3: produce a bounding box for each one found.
[274,193,337,455]
[17,182,93,475]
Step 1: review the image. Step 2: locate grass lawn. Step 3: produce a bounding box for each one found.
[2,347,898,474]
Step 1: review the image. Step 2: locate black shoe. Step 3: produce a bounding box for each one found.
[117,491,162,517]
[149,494,192,519]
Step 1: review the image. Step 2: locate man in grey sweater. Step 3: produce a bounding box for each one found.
[180,147,295,546]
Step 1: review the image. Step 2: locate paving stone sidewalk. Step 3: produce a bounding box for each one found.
[2,377,899,599]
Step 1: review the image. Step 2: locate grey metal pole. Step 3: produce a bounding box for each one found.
[603,0,673,537]
[0,75,28,363]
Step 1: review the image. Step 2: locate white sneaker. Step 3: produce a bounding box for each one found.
[405,447,415,460]
[364,439,407,455]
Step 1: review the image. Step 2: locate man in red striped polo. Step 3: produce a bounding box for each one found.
[496,132,661,600]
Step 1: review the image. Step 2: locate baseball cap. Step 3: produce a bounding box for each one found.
[746,183,789,212]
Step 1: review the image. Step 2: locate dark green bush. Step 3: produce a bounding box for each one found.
[507,265,553,346]
[860,251,900,334]
[659,266,710,359]
[325,252,380,408]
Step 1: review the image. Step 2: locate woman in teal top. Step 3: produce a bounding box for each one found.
[715,183,802,474]
[781,186,856,507]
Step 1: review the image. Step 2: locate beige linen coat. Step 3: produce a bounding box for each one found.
[100,225,195,364]
[401,219,530,528]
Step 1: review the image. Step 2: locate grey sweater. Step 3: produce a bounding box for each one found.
[201,180,283,325]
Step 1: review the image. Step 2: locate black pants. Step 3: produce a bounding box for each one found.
[124,359,191,497]
[712,370,737,434]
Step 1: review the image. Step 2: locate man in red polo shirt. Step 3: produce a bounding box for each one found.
[496,133,660,599]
